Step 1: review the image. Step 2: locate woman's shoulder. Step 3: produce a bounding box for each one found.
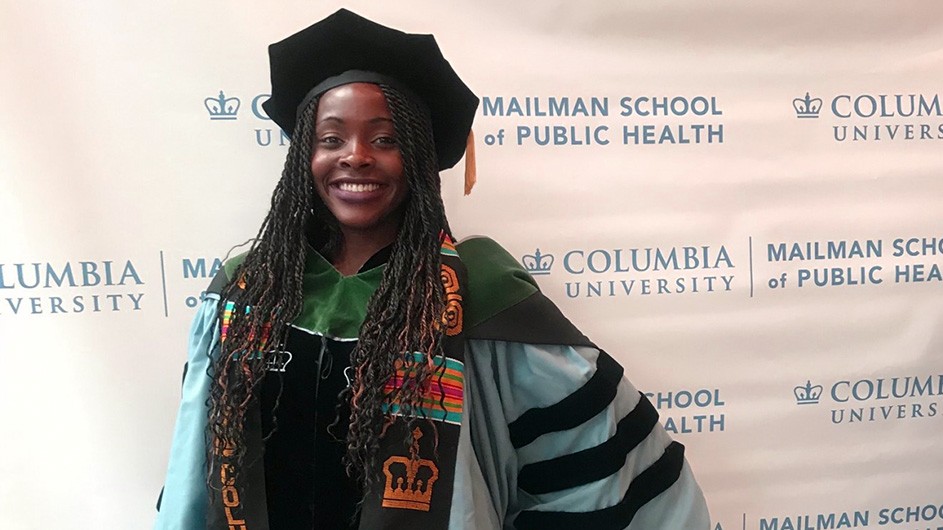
[456,236,592,347]
[455,236,536,328]
[204,251,250,296]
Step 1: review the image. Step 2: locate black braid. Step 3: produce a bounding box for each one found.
[205,97,326,488]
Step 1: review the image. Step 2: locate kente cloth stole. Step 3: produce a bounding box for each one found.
[208,235,468,530]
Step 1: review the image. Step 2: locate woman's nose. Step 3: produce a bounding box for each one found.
[340,139,374,168]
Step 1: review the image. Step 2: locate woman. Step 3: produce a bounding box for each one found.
[155,9,710,530]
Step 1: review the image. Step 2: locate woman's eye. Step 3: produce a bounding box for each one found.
[318,136,342,145]
[375,136,397,146]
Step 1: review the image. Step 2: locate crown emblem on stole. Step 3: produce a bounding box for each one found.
[205,90,241,119]
[793,92,822,118]
[794,380,823,404]
[522,248,554,275]
[382,428,439,511]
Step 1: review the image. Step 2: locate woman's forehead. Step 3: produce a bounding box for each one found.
[316,83,394,122]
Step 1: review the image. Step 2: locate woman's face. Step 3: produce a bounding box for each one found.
[310,83,407,238]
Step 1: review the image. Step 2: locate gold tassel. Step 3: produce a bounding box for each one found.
[464,129,477,195]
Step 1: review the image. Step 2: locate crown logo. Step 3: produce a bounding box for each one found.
[265,350,293,372]
[522,248,554,275]
[205,90,241,120]
[382,428,439,511]
[794,380,823,405]
[793,92,822,118]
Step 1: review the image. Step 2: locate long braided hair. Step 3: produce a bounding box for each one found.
[205,83,450,491]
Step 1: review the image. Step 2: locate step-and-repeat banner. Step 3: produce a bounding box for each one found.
[2,2,941,529]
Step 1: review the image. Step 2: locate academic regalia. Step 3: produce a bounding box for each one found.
[155,9,709,529]
[154,236,710,529]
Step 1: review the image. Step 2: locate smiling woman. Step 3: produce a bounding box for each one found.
[154,8,710,530]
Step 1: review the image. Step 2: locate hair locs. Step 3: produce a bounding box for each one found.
[205,96,323,489]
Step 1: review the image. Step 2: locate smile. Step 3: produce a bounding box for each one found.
[336,182,382,193]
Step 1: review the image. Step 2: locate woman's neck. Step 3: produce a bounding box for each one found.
[331,224,398,276]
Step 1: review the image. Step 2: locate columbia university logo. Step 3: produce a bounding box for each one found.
[522,249,554,275]
[205,90,241,120]
[793,92,822,119]
[794,380,823,405]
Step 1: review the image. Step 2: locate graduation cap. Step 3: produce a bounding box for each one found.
[261,9,480,193]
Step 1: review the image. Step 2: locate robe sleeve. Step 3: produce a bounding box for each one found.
[464,339,711,530]
[153,293,221,530]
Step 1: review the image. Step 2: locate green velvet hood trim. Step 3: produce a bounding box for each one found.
[224,248,384,340]
[455,237,539,330]
[220,236,536,339]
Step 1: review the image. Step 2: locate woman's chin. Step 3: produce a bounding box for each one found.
[331,213,399,237]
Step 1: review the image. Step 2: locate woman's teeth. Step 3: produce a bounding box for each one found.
[337,182,381,193]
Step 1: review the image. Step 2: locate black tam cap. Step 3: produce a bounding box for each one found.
[261,9,479,171]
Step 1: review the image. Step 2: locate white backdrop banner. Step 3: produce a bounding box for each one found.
[1,1,942,529]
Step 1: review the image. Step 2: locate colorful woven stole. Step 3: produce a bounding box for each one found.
[358,234,467,529]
